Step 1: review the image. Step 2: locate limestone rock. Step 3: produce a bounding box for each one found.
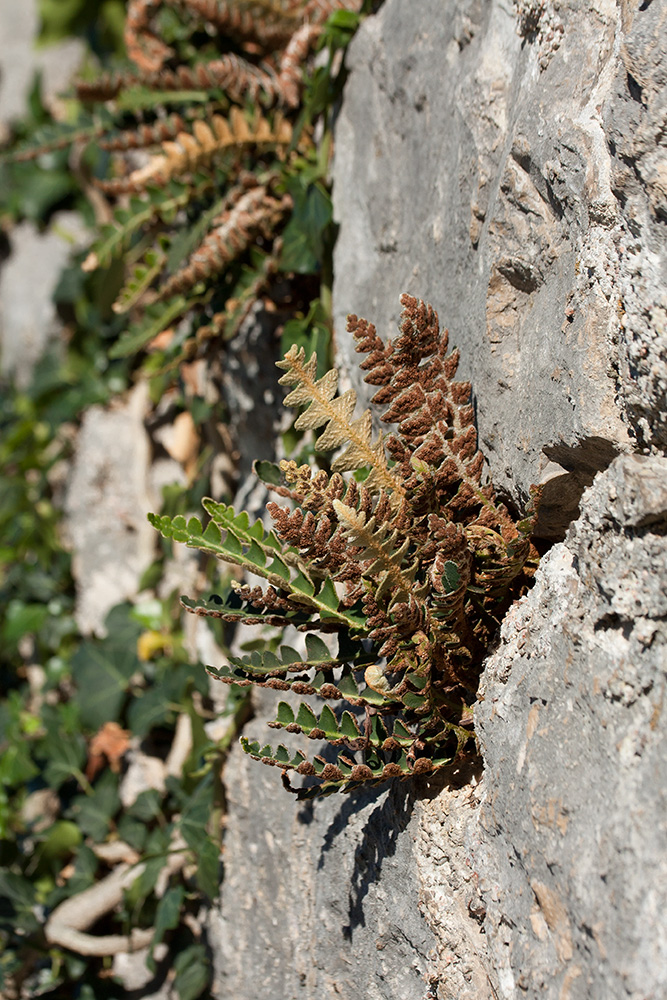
[0,213,88,386]
[210,690,437,1000]
[475,454,667,999]
[333,0,665,538]
[64,384,157,635]
[194,3,667,997]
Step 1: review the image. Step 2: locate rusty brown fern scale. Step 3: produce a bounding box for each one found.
[150,294,540,800]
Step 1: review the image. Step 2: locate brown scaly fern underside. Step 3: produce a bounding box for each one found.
[150,294,540,800]
[7,0,364,363]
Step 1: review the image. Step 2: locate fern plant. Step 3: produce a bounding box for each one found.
[150,294,539,800]
[5,0,367,369]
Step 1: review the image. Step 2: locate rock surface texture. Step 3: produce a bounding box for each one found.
[333,0,666,537]
[476,454,667,999]
[210,692,438,1000]
[323,2,667,998]
[64,385,157,635]
[214,1,666,998]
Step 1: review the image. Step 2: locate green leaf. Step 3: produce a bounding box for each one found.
[41,733,86,790]
[296,703,318,729]
[276,701,295,725]
[318,704,338,736]
[70,637,139,730]
[326,10,361,30]
[179,776,214,853]
[340,711,361,739]
[304,633,331,661]
[127,789,163,822]
[279,180,332,274]
[195,837,220,900]
[109,295,190,358]
[441,560,462,594]
[149,885,185,970]
[69,770,120,841]
[2,600,49,647]
[173,943,210,1000]
[116,814,148,851]
[0,872,39,934]
[253,460,283,487]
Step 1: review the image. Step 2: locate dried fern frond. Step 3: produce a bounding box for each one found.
[276,345,405,497]
[157,182,290,298]
[150,294,540,800]
[53,0,363,366]
[100,108,292,194]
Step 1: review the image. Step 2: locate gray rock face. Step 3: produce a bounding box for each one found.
[209,0,666,995]
[476,454,667,999]
[210,692,437,1000]
[333,0,665,538]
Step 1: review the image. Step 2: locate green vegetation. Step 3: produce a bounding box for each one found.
[0,1,373,995]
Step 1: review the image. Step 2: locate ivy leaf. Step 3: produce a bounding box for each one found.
[116,814,148,851]
[127,789,163,822]
[68,770,120,842]
[41,732,87,790]
[148,885,185,972]
[70,613,141,730]
[0,872,39,934]
[178,776,214,853]
[279,179,332,274]
[195,837,220,900]
[173,943,210,1000]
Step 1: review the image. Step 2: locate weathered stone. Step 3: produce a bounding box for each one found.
[333,0,665,537]
[63,384,157,635]
[191,3,667,997]
[475,454,667,999]
[210,691,437,1000]
[0,213,88,386]
[0,0,84,134]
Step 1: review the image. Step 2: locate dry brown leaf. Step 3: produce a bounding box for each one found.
[86,721,131,780]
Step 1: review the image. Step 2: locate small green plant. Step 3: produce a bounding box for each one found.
[150,293,539,800]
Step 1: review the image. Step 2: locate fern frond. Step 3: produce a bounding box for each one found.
[125,0,175,74]
[149,506,367,630]
[108,294,192,358]
[108,109,292,192]
[180,591,310,628]
[352,293,487,513]
[190,242,282,346]
[112,245,166,314]
[150,293,536,798]
[157,184,290,298]
[137,53,279,104]
[76,69,139,102]
[97,114,185,152]
[331,500,422,608]
[176,0,302,48]
[243,736,458,801]
[276,346,405,498]
[274,22,321,107]
[208,661,385,705]
[4,117,107,163]
[269,698,362,740]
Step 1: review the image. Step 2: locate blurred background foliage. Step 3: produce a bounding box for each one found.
[0,1,374,996]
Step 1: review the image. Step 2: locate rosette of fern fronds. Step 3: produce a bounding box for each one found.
[6,0,367,369]
[150,294,540,799]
